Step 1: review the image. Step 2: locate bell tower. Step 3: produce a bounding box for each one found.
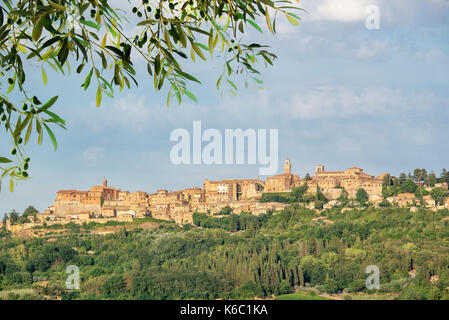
[284,158,291,175]
[102,177,107,187]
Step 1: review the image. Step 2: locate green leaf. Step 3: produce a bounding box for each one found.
[42,67,47,85]
[174,86,181,105]
[24,121,32,145]
[79,3,90,15]
[265,7,273,33]
[191,42,206,61]
[252,77,263,84]
[183,89,198,103]
[96,86,102,107]
[43,123,57,151]
[36,120,43,145]
[247,19,263,33]
[216,74,223,89]
[154,54,161,75]
[114,64,121,84]
[137,20,152,26]
[32,15,45,41]
[84,68,93,90]
[212,33,219,52]
[227,79,238,91]
[175,69,201,84]
[6,74,15,93]
[105,45,123,58]
[48,0,65,11]
[43,109,66,126]
[79,19,100,30]
[195,42,209,51]
[208,29,214,55]
[239,21,244,33]
[285,12,300,26]
[259,0,275,7]
[38,96,58,113]
[0,157,12,163]
[9,178,14,192]
[176,25,187,48]
[13,114,31,141]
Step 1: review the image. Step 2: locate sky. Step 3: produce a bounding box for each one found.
[1,0,449,214]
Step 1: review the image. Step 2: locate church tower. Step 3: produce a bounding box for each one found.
[102,177,107,187]
[284,158,291,175]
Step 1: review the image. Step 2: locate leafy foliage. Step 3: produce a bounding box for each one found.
[356,188,369,205]
[0,0,302,191]
[3,206,449,300]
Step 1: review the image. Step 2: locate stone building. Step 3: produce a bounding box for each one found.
[54,178,120,216]
[307,165,382,200]
[264,159,301,192]
[101,207,117,217]
[203,178,263,203]
[387,193,415,207]
[46,160,388,227]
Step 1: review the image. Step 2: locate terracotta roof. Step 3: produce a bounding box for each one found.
[268,173,297,179]
[57,189,80,193]
[88,186,104,192]
[316,171,345,174]
[206,179,262,184]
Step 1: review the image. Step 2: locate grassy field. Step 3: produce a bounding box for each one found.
[0,288,34,300]
[274,292,332,300]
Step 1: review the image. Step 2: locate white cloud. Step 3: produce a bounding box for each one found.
[286,86,442,119]
[415,49,444,61]
[106,94,152,130]
[354,41,398,59]
[284,31,400,61]
[82,146,104,166]
[82,95,160,132]
[72,94,211,132]
[299,0,449,26]
[307,0,378,22]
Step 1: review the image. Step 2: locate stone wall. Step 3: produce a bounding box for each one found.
[54,201,101,216]
[322,188,343,200]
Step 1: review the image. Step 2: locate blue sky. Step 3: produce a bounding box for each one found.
[1,0,449,214]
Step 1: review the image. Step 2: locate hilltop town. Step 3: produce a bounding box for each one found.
[4,160,449,233]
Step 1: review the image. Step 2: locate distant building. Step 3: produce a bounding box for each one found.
[306,165,382,200]
[388,193,415,207]
[264,159,300,192]
[54,178,120,216]
[46,161,396,226]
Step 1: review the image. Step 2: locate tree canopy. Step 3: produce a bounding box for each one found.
[0,0,302,191]
[3,206,449,300]
[355,188,368,205]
